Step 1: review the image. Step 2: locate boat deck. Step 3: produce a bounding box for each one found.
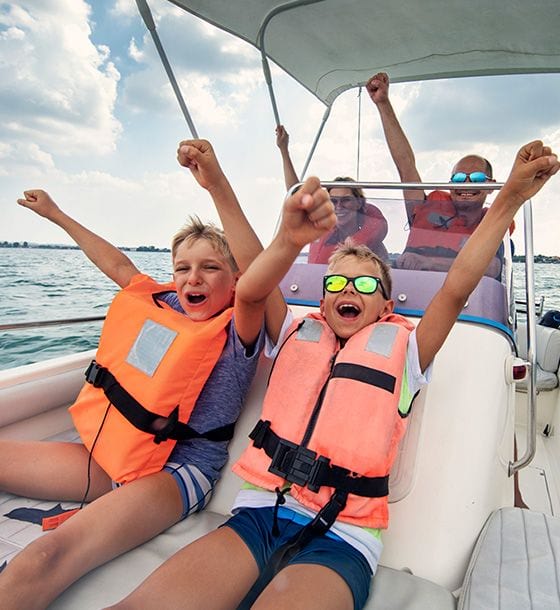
[516,423,560,517]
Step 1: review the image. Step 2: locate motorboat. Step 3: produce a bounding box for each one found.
[1,1,560,607]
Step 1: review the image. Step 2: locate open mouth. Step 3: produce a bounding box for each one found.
[337,303,361,319]
[187,293,207,305]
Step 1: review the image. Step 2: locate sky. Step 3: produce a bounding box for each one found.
[2,0,560,255]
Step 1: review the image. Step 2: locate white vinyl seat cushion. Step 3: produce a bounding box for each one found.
[459,507,560,610]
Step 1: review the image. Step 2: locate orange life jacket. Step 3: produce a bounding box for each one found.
[70,274,232,484]
[309,203,388,263]
[233,312,414,529]
[404,191,486,257]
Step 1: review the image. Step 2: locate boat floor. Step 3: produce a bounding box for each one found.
[516,423,560,517]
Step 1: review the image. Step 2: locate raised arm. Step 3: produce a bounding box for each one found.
[416,141,559,372]
[17,190,139,288]
[234,177,336,344]
[177,139,287,341]
[275,125,300,192]
[367,72,424,215]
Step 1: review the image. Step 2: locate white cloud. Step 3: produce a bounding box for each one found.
[2,0,560,261]
[0,0,122,169]
[110,0,138,19]
[399,74,560,150]
[128,36,144,62]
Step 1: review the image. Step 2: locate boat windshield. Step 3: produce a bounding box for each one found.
[283,194,513,336]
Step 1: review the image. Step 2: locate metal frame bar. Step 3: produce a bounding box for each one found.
[256,0,331,177]
[135,0,199,138]
[509,200,537,475]
[287,180,505,196]
[300,106,331,181]
[256,0,326,127]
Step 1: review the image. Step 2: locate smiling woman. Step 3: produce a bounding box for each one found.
[308,181,389,264]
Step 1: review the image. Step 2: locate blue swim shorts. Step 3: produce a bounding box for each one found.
[223,507,373,610]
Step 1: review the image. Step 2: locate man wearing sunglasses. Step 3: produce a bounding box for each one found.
[367,72,508,278]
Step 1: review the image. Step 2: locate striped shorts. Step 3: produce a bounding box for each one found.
[162,462,215,520]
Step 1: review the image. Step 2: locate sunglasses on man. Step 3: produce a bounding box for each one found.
[450,171,492,183]
[323,274,389,299]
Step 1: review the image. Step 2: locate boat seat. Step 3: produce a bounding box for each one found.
[368,566,457,609]
[458,507,560,610]
[516,322,560,392]
[0,396,457,608]
[0,485,457,609]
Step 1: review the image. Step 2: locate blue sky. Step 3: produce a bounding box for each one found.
[2,0,560,254]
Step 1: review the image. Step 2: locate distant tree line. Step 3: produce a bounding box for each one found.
[0,241,170,253]
[512,254,560,264]
[1,241,556,261]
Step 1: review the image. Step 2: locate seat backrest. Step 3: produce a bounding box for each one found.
[517,322,560,373]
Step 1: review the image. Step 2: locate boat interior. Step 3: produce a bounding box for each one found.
[2,192,560,608]
[2,0,560,607]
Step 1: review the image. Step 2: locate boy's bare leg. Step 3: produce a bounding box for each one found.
[254,564,354,610]
[0,471,183,610]
[107,526,259,610]
[0,440,112,500]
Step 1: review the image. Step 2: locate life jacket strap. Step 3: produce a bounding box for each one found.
[84,360,235,444]
[249,419,389,497]
[236,489,348,610]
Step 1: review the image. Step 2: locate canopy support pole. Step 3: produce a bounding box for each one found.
[356,86,363,180]
[257,0,325,127]
[300,105,331,180]
[135,0,199,138]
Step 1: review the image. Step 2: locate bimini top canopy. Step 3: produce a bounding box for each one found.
[167,0,560,105]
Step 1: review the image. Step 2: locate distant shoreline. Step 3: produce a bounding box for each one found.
[1,242,559,263]
[0,242,170,253]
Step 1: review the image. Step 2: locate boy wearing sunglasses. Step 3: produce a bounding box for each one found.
[109,140,557,610]
[367,72,508,277]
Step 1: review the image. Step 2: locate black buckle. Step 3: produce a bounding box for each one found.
[249,419,271,449]
[85,360,107,388]
[307,455,331,493]
[153,405,179,444]
[269,440,318,487]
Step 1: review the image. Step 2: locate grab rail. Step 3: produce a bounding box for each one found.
[509,200,537,475]
[288,181,504,195]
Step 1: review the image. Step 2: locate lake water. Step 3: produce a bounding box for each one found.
[0,248,173,371]
[1,247,560,371]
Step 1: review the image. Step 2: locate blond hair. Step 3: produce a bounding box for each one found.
[328,238,392,297]
[171,215,238,272]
